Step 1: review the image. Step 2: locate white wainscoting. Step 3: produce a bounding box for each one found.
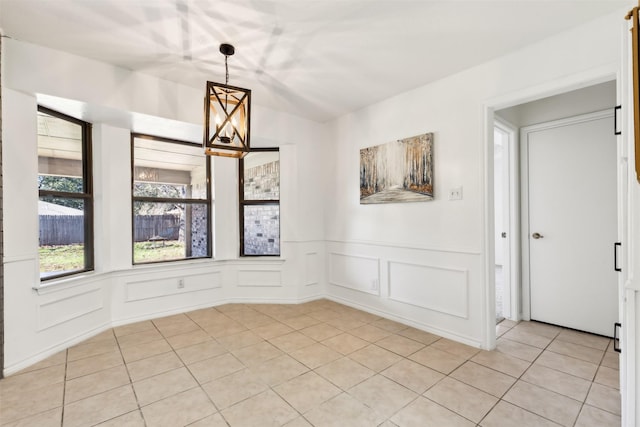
[325,240,483,347]
[237,269,283,287]
[305,252,319,286]
[126,271,222,302]
[38,287,103,330]
[329,252,380,296]
[388,261,469,319]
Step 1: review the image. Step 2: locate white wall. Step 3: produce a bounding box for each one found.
[1,38,327,374]
[323,9,625,347]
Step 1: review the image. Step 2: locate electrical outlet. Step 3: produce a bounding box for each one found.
[449,186,463,201]
[178,279,185,289]
[371,279,379,291]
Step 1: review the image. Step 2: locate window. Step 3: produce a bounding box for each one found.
[240,149,280,256]
[38,107,93,280]
[131,134,211,264]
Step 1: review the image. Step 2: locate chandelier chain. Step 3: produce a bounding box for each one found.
[225,54,229,85]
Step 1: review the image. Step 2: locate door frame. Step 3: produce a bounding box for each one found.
[520,109,616,324]
[482,67,626,419]
[494,118,519,321]
[481,66,618,351]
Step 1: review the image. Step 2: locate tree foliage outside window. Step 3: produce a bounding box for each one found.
[133,182,185,215]
[38,176,84,209]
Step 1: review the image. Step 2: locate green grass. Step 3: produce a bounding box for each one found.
[39,241,186,272]
[39,244,85,272]
[133,241,185,263]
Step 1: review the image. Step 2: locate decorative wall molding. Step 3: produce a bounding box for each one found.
[325,239,481,255]
[38,287,102,331]
[126,271,222,302]
[328,252,380,296]
[305,252,319,286]
[4,254,37,264]
[388,260,469,319]
[237,269,282,287]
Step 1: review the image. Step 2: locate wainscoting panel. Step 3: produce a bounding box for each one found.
[38,287,103,330]
[305,252,319,286]
[389,261,469,319]
[329,252,380,295]
[126,271,222,302]
[238,269,282,287]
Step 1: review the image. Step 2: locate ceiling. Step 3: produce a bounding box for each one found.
[0,0,630,123]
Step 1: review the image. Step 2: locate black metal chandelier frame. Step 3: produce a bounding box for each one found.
[203,43,251,158]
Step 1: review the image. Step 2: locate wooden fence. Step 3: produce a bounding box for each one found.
[39,214,181,245]
[39,216,84,245]
[133,215,181,242]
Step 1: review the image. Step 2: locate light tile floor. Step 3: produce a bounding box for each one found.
[0,300,621,426]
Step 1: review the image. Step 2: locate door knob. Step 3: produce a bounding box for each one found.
[532,232,544,239]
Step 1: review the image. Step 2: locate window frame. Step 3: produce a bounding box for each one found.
[239,147,281,257]
[130,133,213,265]
[38,106,94,281]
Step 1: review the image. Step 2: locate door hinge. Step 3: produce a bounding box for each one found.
[614,322,622,353]
[614,105,622,135]
[614,242,622,272]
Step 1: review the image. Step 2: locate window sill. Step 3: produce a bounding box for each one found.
[33,271,103,295]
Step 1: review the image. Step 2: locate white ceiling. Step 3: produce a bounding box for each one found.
[0,0,630,123]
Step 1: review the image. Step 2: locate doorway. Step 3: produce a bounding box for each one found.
[489,79,618,341]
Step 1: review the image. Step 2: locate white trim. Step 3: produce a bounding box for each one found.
[494,118,520,322]
[623,289,636,427]
[620,17,635,427]
[520,109,614,134]
[387,260,470,319]
[324,295,482,348]
[37,287,103,331]
[482,106,495,350]
[325,239,481,255]
[32,257,286,294]
[328,252,381,296]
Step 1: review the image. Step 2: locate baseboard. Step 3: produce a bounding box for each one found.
[324,295,482,348]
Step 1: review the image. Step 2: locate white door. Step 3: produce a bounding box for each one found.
[526,111,617,336]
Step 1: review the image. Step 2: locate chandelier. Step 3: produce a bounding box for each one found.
[203,43,251,158]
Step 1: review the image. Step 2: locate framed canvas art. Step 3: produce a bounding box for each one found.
[360,133,433,204]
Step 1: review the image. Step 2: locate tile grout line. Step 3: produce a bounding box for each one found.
[171,307,233,425]
[60,348,69,427]
[483,322,618,426]
[115,323,148,427]
[476,322,564,426]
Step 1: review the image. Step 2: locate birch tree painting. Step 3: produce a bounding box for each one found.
[360,133,433,204]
